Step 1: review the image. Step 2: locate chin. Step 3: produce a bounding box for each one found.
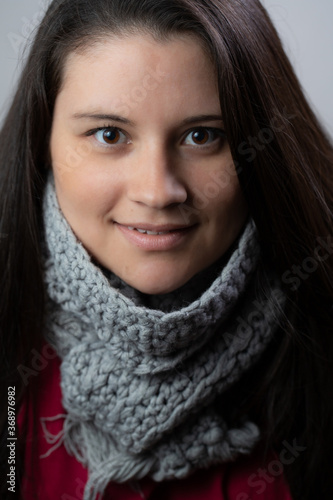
[131,282,182,296]
[126,274,192,296]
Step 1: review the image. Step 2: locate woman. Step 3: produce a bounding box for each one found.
[0,0,332,498]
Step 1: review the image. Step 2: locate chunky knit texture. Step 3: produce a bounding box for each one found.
[42,173,286,500]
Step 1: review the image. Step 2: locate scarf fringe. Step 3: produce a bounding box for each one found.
[40,414,67,458]
[64,417,260,499]
[84,455,156,500]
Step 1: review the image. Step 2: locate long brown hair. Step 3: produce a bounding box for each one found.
[0,0,332,498]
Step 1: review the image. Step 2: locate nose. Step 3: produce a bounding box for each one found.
[127,144,188,208]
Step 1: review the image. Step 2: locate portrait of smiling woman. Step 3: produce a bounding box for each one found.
[0,1,332,499]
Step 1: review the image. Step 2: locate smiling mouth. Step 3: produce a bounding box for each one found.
[114,222,195,235]
[125,227,181,235]
[114,222,196,250]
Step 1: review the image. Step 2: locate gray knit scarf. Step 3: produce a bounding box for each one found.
[42,173,285,500]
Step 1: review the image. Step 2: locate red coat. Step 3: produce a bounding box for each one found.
[18,347,293,500]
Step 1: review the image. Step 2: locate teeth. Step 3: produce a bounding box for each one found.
[127,227,171,235]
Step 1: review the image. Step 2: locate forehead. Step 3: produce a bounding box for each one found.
[60,32,217,90]
[55,33,221,124]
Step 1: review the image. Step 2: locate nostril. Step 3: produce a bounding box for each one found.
[128,175,188,208]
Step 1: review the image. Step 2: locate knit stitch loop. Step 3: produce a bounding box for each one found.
[42,172,286,500]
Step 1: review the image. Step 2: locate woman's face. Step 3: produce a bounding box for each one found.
[50,33,248,294]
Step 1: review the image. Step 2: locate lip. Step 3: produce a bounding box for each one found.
[114,222,197,251]
[116,222,193,232]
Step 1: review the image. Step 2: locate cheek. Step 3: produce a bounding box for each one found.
[50,130,117,216]
[221,178,246,210]
[51,139,91,185]
[206,178,248,254]
[206,173,249,243]
[211,188,247,231]
[194,158,247,218]
[54,175,120,221]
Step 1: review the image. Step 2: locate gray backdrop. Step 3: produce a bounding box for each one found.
[0,0,332,138]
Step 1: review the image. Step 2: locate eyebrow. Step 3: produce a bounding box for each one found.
[71,113,224,127]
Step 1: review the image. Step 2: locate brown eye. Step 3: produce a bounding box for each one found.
[191,129,210,145]
[92,127,127,146]
[102,129,121,144]
[184,128,226,147]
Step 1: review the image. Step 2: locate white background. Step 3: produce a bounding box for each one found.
[0,0,332,138]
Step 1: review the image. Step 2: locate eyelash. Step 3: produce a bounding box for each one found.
[85,125,226,149]
[85,126,130,148]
